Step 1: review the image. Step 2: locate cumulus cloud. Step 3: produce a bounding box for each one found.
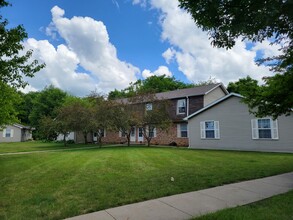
[148,0,280,84]
[142,66,172,79]
[23,6,139,96]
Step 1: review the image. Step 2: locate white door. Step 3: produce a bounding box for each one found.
[130,127,136,142]
[138,127,144,142]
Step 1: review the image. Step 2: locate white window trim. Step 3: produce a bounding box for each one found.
[147,126,156,138]
[3,128,14,138]
[177,99,186,115]
[200,121,220,139]
[251,118,278,140]
[145,103,153,111]
[177,123,188,138]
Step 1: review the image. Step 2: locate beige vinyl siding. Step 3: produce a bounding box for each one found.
[188,96,293,153]
[204,86,226,106]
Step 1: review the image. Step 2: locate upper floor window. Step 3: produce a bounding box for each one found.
[251,118,278,140]
[177,99,186,114]
[145,103,153,111]
[200,121,220,139]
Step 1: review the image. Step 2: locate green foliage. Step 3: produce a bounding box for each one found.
[0,82,21,128]
[244,72,293,119]
[228,75,293,119]
[108,75,194,99]
[16,91,39,125]
[179,0,293,117]
[29,85,68,138]
[0,0,45,128]
[0,0,45,88]
[227,76,259,95]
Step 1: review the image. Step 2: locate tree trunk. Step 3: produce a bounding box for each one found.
[63,134,67,147]
[83,132,88,144]
[127,134,130,146]
[98,136,102,148]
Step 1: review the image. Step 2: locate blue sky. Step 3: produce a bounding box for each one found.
[2,0,279,96]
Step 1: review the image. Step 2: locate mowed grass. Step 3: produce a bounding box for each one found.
[0,141,100,153]
[1,145,293,219]
[193,190,293,220]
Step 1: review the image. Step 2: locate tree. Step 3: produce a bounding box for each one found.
[227,76,259,94]
[87,92,116,147]
[0,0,45,88]
[108,75,194,100]
[178,0,293,117]
[0,0,45,127]
[29,85,68,139]
[0,81,21,128]
[113,92,171,147]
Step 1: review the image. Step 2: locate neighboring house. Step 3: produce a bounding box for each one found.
[0,124,34,143]
[89,83,228,146]
[56,132,76,142]
[185,93,293,153]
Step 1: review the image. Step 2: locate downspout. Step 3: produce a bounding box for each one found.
[186,96,191,148]
[186,96,189,116]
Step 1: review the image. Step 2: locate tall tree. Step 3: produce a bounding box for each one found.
[0,0,45,88]
[0,0,44,127]
[179,0,293,117]
[0,82,21,129]
[108,75,194,100]
[29,85,67,138]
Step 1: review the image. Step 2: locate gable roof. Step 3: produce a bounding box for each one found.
[13,123,34,130]
[116,83,228,104]
[184,93,243,120]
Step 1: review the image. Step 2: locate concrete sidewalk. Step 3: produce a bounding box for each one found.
[66,172,293,220]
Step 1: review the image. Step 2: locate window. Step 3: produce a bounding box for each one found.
[177,99,186,114]
[148,126,156,138]
[99,129,106,137]
[251,118,278,140]
[119,129,127,137]
[145,103,153,111]
[177,123,188,138]
[2,128,13,138]
[200,121,220,139]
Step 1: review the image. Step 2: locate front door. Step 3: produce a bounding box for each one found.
[130,127,136,142]
[138,127,144,142]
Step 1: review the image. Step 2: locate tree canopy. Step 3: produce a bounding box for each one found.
[108,75,215,100]
[179,0,293,117]
[0,0,45,127]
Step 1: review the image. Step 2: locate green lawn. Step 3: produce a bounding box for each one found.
[0,141,101,153]
[1,144,293,219]
[193,190,293,220]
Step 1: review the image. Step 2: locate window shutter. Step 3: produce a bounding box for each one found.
[251,119,259,139]
[154,127,157,138]
[11,129,14,138]
[214,121,220,139]
[104,129,106,137]
[271,119,279,140]
[177,124,180,137]
[119,131,121,137]
[200,122,205,139]
[2,129,6,138]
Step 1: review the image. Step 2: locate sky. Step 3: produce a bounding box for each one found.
[2,0,281,96]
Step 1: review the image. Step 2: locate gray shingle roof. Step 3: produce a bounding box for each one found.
[114,83,228,104]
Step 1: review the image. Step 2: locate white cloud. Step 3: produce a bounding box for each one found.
[23,6,139,96]
[142,66,173,79]
[148,0,280,85]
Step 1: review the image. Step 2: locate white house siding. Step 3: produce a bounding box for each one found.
[188,96,293,153]
[0,125,22,142]
[204,86,226,107]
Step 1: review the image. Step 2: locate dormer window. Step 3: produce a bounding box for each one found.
[146,103,153,111]
[177,99,186,114]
